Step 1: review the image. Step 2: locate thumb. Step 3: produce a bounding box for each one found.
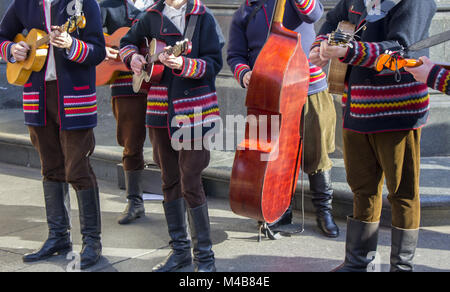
[418,56,432,65]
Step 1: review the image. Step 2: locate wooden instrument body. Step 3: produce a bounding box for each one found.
[132,38,167,93]
[6,29,49,86]
[6,15,86,86]
[132,38,192,93]
[327,21,356,95]
[96,27,131,86]
[229,21,309,223]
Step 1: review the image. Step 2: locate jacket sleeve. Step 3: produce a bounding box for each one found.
[173,13,223,81]
[119,13,151,68]
[226,7,251,88]
[427,65,450,95]
[0,1,24,62]
[291,0,324,24]
[64,0,106,65]
[311,0,349,51]
[340,0,436,69]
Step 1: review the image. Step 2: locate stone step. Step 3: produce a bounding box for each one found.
[1,132,449,227]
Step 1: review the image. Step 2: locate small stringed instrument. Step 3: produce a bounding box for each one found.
[327,21,356,95]
[6,15,86,86]
[375,53,450,72]
[96,27,130,86]
[132,38,192,93]
[229,0,309,227]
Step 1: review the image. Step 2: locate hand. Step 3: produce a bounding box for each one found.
[243,71,252,88]
[310,46,329,68]
[159,48,183,70]
[105,47,119,61]
[320,39,348,60]
[130,54,147,75]
[11,41,30,62]
[49,26,73,49]
[404,56,435,84]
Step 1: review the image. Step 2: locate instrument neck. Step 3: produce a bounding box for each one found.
[272,0,286,28]
[150,46,175,64]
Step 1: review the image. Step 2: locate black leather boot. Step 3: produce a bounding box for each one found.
[309,170,339,238]
[188,203,216,272]
[23,181,72,262]
[118,170,145,225]
[153,198,192,272]
[334,217,380,272]
[267,205,293,230]
[390,227,419,272]
[76,188,102,270]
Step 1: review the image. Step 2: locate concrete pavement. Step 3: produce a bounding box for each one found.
[0,162,449,272]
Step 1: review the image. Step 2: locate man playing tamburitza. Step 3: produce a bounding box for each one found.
[0,0,106,270]
[120,0,224,272]
[99,0,154,225]
[312,0,436,272]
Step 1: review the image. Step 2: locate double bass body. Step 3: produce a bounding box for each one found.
[229,0,310,224]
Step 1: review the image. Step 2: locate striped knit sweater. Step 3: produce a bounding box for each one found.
[427,65,450,95]
[315,0,436,133]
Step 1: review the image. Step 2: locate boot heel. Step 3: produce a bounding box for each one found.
[57,247,73,256]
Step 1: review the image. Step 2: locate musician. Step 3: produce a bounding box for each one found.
[227,0,339,238]
[312,0,436,271]
[119,0,224,272]
[99,0,154,225]
[405,56,450,95]
[0,0,106,269]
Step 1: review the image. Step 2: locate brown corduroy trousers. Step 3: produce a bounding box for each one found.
[28,81,97,191]
[343,128,422,229]
[111,95,147,171]
[148,127,210,208]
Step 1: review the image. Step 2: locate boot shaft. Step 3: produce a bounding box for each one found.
[390,227,419,272]
[42,181,71,235]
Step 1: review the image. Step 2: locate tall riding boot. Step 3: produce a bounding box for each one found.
[23,181,72,262]
[334,217,380,272]
[390,227,419,272]
[188,203,216,272]
[118,170,145,225]
[153,198,192,272]
[76,188,102,270]
[309,170,339,238]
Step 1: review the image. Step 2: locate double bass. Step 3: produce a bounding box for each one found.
[229,0,310,231]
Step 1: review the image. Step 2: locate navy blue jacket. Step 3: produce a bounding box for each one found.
[0,0,106,130]
[119,0,224,139]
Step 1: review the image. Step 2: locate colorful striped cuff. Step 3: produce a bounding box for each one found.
[428,65,450,95]
[119,45,139,66]
[0,41,13,62]
[311,34,328,50]
[173,57,207,79]
[67,38,89,63]
[341,41,382,68]
[295,0,316,15]
[233,64,251,88]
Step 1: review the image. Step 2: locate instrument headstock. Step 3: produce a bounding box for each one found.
[172,39,192,57]
[58,14,87,34]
